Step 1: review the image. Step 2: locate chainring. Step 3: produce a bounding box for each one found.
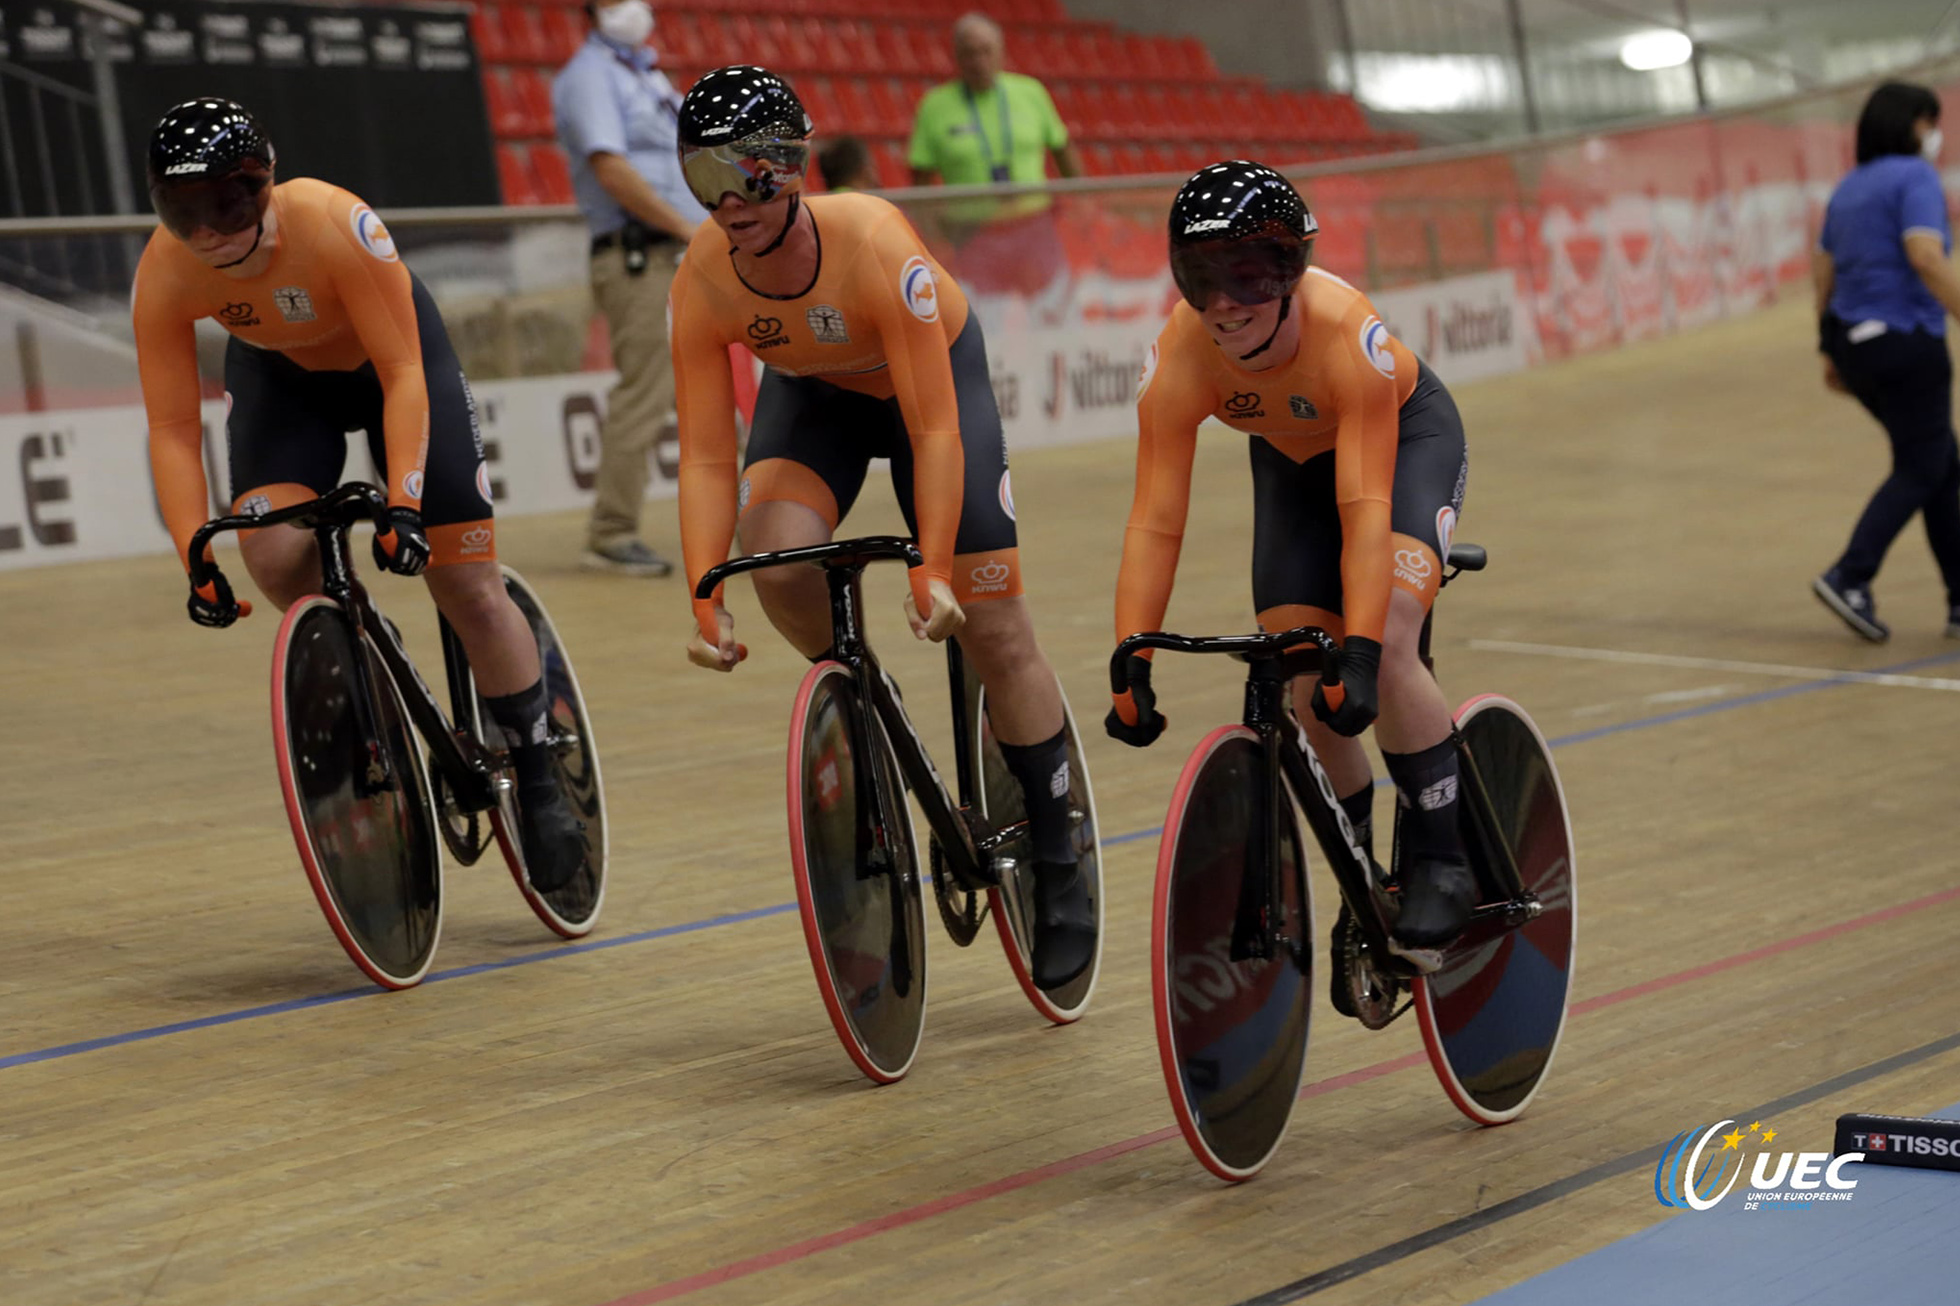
[929,837,985,946]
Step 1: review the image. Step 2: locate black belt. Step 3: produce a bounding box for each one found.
[591,229,679,255]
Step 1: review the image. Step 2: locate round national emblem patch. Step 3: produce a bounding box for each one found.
[900,256,940,323]
[350,203,399,263]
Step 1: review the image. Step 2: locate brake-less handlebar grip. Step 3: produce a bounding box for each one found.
[696,536,925,600]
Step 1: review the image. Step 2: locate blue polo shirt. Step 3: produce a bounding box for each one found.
[1821,154,1952,336]
[552,33,707,239]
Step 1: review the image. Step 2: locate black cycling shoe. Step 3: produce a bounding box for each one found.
[1391,857,1477,949]
[1329,905,1359,1019]
[1030,859,1096,991]
[517,783,587,894]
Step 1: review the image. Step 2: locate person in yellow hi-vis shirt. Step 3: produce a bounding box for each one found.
[906,12,1080,304]
[906,13,1079,189]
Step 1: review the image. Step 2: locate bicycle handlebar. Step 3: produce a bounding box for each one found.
[695,536,925,601]
[187,483,387,585]
[1110,625,1343,694]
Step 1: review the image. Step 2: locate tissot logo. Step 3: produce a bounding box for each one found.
[747,315,789,348]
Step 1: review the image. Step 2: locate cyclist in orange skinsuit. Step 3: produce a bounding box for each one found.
[133,98,585,891]
[1106,162,1475,967]
[669,67,1094,991]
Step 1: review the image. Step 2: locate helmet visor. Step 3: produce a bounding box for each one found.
[1170,235,1313,309]
[150,165,272,241]
[680,136,810,211]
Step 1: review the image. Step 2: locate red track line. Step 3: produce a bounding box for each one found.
[597,882,1960,1306]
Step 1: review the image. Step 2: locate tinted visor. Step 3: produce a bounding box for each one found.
[1170,236,1312,309]
[680,136,810,210]
[150,164,272,241]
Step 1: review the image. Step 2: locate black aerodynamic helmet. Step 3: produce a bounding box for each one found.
[146,98,276,241]
[676,65,814,210]
[1167,160,1318,309]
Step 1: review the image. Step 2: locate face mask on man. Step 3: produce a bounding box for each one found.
[1923,127,1944,163]
[597,0,656,49]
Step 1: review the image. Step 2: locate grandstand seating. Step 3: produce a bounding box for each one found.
[464,0,1412,204]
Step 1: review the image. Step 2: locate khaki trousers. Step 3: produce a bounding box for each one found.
[587,241,679,550]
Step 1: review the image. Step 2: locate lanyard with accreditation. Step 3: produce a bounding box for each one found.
[962,84,1014,183]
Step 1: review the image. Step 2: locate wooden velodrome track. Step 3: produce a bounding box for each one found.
[5,295,1960,1306]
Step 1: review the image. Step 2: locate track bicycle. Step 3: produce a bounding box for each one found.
[1118,544,1577,1180]
[189,483,608,989]
[697,536,1103,1083]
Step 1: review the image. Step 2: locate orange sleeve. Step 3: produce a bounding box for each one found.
[132,243,214,571]
[859,216,960,614]
[327,192,429,511]
[1114,326,1214,654]
[1328,305,1402,645]
[670,261,742,642]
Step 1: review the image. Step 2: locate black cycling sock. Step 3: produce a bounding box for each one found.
[1338,785,1375,864]
[998,728,1073,865]
[1381,739,1464,864]
[485,679,553,792]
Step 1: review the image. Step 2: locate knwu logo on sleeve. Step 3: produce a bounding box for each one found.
[1654,1119,1862,1211]
[746,315,790,349]
[1222,391,1263,419]
[969,559,1012,594]
[216,301,259,328]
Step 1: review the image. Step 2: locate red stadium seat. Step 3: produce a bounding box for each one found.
[832,78,877,135]
[530,143,576,204]
[496,6,552,64]
[871,139,908,188]
[801,76,846,134]
[870,78,915,138]
[483,70,528,140]
[872,25,921,75]
[659,12,707,66]
[538,7,582,61]
[517,67,556,136]
[472,8,509,64]
[496,143,542,205]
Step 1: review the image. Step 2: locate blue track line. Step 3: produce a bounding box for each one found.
[9,646,1958,1073]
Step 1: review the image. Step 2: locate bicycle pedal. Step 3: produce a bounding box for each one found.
[1385,938,1446,975]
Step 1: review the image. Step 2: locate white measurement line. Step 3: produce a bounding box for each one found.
[1469,640,1960,693]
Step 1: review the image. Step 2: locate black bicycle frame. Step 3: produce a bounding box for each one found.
[697,537,1012,895]
[188,482,501,812]
[1112,613,1535,974]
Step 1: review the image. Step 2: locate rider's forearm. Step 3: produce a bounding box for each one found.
[1336,498,1394,645]
[905,427,962,611]
[149,421,211,571]
[1113,525,1182,654]
[374,361,431,511]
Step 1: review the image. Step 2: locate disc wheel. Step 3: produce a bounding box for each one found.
[1152,727,1313,1181]
[1414,695,1577,1125]
[788,661,927,1084]
[271,597,443,990]
[969,666,1104,1024]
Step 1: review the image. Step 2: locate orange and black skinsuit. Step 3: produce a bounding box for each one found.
[669,191,1020,646]
[134,177,494,575]
[1117,266,1467,661]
